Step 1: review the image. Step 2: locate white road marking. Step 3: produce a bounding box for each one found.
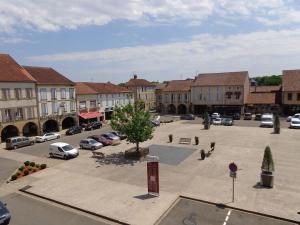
[222,210,232,225]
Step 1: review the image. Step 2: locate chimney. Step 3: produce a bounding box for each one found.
[133,74,137,79]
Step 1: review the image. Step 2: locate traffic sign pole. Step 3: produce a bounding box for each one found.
[229,162,237,203]
[232,176,235,202]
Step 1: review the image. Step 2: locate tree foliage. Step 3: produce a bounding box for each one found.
[110,101,154,151]
[254,75,282,86]
[261,146,275,172]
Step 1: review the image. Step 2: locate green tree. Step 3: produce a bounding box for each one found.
[110,101,154,151]
[261,146,275,172]
[254,75,282,86]
[203,112,210,130]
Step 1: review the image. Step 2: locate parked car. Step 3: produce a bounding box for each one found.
[212,118,222,125]
[87,135,112,146]
[80,138,103,150]
[65,126,82,135]
[180,114,195,120]
[233,113,241,120]
[244,113,252,120]
[290,118,300,129]
[6,136,34,150]
[223,117,234,126]
[110,131,127,140]
[35,132,60,143]
[101,133,121,145]
[85,121,102,131]
[287,113,300,122]
[151,120,160,127]
[260,114,274,128]
[49,142,79,159]
[0,201,11,225]
[255,114,262,121]
[211,113,220,119]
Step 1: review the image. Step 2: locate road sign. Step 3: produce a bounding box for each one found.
[229,162,237,172]
[230,171,237,178]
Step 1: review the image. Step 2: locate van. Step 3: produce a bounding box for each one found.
[49,142,79,159]
[6,136,34,150]
[260,114,274,128]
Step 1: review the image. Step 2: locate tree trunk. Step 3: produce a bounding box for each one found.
[136,142,139,151]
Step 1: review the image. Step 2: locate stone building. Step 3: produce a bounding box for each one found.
[282,70,300,115]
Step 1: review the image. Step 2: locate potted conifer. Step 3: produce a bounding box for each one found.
[274,115,280,134]
[261,146,275,188]
[203,112,210,130]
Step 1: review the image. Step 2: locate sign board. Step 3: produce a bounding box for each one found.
[230,171,237,178]
[147,161,159,196]
[229,162,237,173]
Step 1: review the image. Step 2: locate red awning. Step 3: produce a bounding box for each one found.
[79,112,102,119]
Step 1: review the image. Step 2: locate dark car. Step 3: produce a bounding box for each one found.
[180,114,195,120]
[88,135,112,146]
[255,114,262,121]
[222,117,234,126]
[85,121,102,131]
[233,113,241,120]
[110,131,127,140]
[65,126,82,135]
[0,201,11,225]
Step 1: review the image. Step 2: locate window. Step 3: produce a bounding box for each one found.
[41,103,48,115]
[60,88,66,99]
[185,93,188,100]
[52,102,58,113]
[51,88,56,100]
[145,94,147,100]
[226,92,232,99]
[90,100,96,108]
[15,108,23,120]
[288,93,293,101]
[14,88,22,99]
[26,88,33,99]
[79,101,86,109]
[70,101,76,111]
[40,88,47,100]
[2,88,10,100]
[235,92,241,99]
[61,102,67,112]
[27,107,34,119]
[297,93,300,101]
[199,93,202,100]
[69,88,75,99]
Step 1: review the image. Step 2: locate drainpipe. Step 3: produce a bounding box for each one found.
[35,84,42,135]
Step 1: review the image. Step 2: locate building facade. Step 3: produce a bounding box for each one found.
[0,54,39,142]
[24,66,77,133]
[282,70,300,115]
[191,71,250,115]
[83,82,134,119]
[158,80,193,114]
[126,75,155,110]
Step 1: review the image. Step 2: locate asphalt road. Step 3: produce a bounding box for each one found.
[158,198,298,225]
[0,158,19,185]
[13,126,113,158]
[1,193,112,225]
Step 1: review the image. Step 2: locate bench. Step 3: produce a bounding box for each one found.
[179,137,192,145]
[92,151,105,159]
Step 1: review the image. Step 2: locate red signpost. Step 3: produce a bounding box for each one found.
[147,161,159,196]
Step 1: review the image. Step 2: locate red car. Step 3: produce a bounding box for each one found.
[87,135,112,146]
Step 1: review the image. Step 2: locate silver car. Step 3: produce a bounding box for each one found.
[101,133,121,145]
[80,138,103,150]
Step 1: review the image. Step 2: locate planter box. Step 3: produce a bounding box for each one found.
[261,171,274,188]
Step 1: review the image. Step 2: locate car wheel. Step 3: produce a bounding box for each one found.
[49,153,53,158]
[92,146,96,150]
[57,135,60,139]
[43,139,46,142]
[63,155,67,160]
[30,141,34,145]
[80,145,83,149]
[13,145,17,150]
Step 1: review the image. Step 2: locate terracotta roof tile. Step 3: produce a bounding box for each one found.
[126,77,155,87]
[283,70,300,92]
[75,82,98,95]
[247,93,276,104]
[24,66,74,85]
[0,54,36,82]
[84,82,132,94]
[250,85,281,93]
[162,80,192,92]
[192,71,248,86]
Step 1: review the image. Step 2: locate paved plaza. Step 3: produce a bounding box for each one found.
[1,120,300,224]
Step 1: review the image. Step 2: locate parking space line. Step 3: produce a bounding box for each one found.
[222,210,232,225]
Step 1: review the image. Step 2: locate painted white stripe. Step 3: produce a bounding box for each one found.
[222,210,232,225]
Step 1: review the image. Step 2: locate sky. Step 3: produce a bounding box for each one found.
[2,0,300,83]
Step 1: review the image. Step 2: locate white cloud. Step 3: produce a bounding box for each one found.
[1,0,300,33]
[27,28,300,82]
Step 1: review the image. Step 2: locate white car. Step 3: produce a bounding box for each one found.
[212,118,222,125]
[211,113,220,119]
[260,114,274,128]
[290,118,300,129]
[49,142,79,159]
[287,113,300,122]
[36,133,60,142]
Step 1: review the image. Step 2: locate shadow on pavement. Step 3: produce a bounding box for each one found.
[134,194,157,200]
[95,152,139,167]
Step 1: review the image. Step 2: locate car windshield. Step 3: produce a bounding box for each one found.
[262,118,272,121]
[62,145,74,151]
[292,120,300,124]
[89,139,98,144]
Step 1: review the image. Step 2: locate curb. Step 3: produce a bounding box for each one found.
[19,185,129,225]
[180,195,300,224]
